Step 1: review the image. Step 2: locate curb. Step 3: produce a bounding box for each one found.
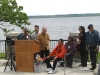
[0,60,7,67]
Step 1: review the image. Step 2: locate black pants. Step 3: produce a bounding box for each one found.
[40,50,49,58]
[66,53,74,66]
[89,45,98,69]
[45,57,62,70]
[90,51,97,69]
[80,51,87,66]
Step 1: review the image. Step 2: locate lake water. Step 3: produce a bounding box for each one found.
[0,16,100,40]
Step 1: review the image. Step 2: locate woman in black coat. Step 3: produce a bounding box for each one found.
[78,26,87,67]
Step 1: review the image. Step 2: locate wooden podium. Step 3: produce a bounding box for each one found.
[15,40,40,72]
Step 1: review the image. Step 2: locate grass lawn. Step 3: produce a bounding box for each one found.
[0,53,6,59]
[97,52,100,62]
[87,51,100,63]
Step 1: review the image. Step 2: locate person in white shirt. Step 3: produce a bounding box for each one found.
[31,25,39,40]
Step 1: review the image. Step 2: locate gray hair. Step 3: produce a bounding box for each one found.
[23,27,29,32]
[42,27,47,31]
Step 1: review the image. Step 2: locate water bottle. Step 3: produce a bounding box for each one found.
[36,54,38,60]
[36,54,40,59]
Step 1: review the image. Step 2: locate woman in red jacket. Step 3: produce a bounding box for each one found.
[45,38,66,74]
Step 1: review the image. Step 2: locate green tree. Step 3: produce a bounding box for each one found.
[0,0,30,33]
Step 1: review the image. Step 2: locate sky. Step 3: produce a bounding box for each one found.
[16,0,100,16]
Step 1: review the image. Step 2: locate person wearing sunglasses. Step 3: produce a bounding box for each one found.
[17,27,31,40]
[78,26,87,67]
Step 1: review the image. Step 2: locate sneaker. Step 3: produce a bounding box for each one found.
[79,64,83,66]
[48,69,55,74]
[47,68,52,72]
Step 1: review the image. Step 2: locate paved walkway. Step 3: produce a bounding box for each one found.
[0,59,94,75]
[0,59,7,67]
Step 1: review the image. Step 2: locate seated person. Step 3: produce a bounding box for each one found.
[45,39,66,74]
[17,27,31,40]
[65,36,76,68]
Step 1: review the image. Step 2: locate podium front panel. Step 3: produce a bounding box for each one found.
[15,40,40,72]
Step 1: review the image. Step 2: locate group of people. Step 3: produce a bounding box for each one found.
[79,24,100,71]
[17,24,100,74]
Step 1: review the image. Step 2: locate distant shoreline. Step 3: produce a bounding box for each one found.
[28,13,100,18]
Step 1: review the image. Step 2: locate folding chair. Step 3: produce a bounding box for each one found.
[56,58,64,68]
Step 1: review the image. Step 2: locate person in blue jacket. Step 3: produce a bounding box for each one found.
[85,24,100,70]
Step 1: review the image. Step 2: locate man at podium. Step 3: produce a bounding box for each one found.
[17,27,31,40]
[37,27,50,58]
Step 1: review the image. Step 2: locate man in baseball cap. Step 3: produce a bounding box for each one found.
[88,24,93,29]
[86,24,100,71]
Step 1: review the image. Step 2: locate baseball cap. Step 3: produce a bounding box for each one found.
[88,24,93,29]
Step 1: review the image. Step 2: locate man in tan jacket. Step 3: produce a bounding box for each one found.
[37,27,50,58]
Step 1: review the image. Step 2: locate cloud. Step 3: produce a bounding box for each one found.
[16,0,100,16]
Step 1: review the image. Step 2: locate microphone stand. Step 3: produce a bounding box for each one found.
[64,53,66,75]
[24,28,27,40]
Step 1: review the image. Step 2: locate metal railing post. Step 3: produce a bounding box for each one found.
[5,40,7,59]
